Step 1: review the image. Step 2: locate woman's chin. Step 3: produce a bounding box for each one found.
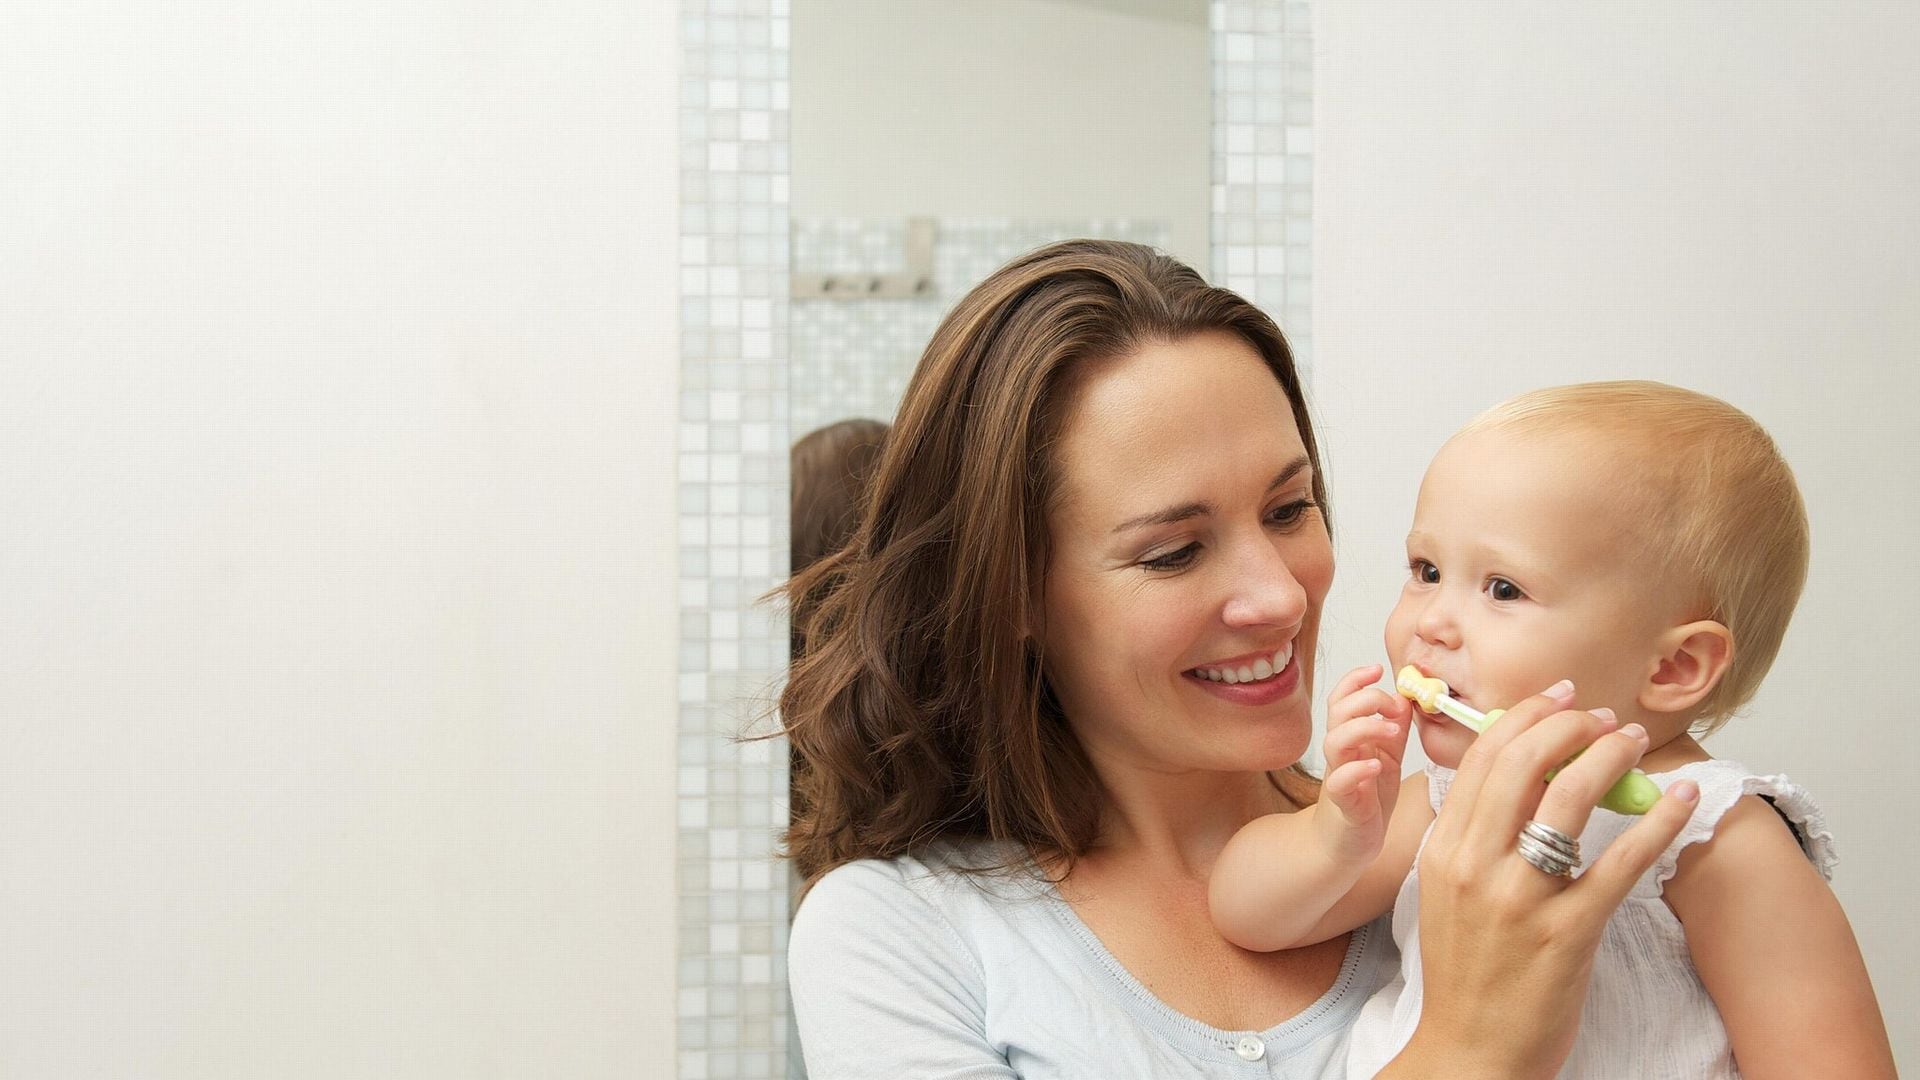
[1234,726,1314,775]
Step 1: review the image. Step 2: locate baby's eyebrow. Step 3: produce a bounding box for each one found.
[1111,456,1311,534]
[1401,533,1565,585]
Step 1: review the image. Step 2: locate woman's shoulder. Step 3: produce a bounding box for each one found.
[799,839,1038,913]
[789,840,1051,1019]
[793,841,1043,956]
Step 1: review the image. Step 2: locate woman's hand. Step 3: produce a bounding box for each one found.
[1383,681,1700,1079]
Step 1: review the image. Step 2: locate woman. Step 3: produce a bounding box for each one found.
[781,240,1699,1077]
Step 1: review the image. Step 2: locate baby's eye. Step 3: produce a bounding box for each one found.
[1409,558,1439,584]
[1485,577,1526,602]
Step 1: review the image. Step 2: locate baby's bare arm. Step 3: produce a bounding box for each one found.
[1209,782,1432,952]
[1666,795,1896,1079]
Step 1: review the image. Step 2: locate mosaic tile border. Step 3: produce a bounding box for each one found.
[678,2,1308,1076]
[678,1,793,1078]
[1213,0,1315,379]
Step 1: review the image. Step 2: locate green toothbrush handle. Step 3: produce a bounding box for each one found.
[1480,708,1661,816]
[1592,770,1662,815]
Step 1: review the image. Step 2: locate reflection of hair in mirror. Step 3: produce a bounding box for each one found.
[790,418,888,676]
[786,418,889,915]
[789,418,889,622]
[778,239,1327,894]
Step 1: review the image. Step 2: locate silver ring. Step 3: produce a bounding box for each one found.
[1522,820,1581,860]
[1516,832,1580,878]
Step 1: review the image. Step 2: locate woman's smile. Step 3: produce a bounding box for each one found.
[1188,640,1296,684]
[1183,639,1301,705]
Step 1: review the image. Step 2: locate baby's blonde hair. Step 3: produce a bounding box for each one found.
[1460,381,1809,734]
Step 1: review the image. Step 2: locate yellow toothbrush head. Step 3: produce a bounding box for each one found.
[1395,665,1451,713]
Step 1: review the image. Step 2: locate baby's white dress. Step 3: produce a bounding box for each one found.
[1344,759,1837,1079]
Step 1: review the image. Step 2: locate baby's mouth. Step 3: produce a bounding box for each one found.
[1404,665,1477,719]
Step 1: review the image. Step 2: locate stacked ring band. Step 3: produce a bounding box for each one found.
[1517,819,1582,878]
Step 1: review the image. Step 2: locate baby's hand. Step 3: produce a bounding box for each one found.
[1316,664,1413,865]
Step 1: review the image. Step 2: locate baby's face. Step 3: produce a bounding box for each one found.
[1384,428,1685,768]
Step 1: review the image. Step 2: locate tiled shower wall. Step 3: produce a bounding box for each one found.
[677,2,1310,1077]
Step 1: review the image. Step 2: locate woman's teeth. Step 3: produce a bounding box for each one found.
[1193,642,1294,685]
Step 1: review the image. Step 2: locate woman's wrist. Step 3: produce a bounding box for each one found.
[1378,1027,1554,1080]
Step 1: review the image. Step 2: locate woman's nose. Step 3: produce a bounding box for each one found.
[1220,538,1308,629]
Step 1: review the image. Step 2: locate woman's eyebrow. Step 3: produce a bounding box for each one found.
[1111,456,1311,534]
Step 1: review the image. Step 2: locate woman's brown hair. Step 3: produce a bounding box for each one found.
[780,239,1328,889]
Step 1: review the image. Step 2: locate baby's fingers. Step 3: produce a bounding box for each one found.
[1330,686,1406,727]
[1326,664,1384,710]
[1323,715,1404,770]
[1322,758,1387,826]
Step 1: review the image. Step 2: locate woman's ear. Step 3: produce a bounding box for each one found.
[1640,620,1734,716]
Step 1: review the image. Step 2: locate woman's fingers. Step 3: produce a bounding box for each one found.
[1430,680,1577,845]
[1565,780,1699,927]
[1525,721,1651,843]
[1463,707,1626,855]
[1403,683,1701,1076]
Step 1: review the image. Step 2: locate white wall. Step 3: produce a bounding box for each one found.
[1314,0,1920,1067]
[0,3,680,1077]
[792,0,1212,270]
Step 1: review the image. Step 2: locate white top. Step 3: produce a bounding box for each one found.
[790,840,1398,1078]
[1346,759,1838,1080]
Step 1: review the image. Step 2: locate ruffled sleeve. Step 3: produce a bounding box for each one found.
[1650,759,1838,890]
[1424,762,1458,811]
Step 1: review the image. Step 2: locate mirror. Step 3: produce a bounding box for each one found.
[787,0,1212,445]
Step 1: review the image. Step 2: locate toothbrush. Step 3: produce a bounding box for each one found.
[1395,666,1662,816]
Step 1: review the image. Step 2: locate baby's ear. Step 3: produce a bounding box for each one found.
[1640,621,1734,716]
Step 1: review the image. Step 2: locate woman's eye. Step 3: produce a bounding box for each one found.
[1142,543,1200,571]
[1266,499,1316,527]
[1486,577,1526,602]
[1410,559,1439,584]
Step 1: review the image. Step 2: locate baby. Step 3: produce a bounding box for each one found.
[1210,382,1894,1077]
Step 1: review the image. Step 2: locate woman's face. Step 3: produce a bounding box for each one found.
[1040,331,1332,777]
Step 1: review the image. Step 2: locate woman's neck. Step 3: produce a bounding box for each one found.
[1079,757,1295,882]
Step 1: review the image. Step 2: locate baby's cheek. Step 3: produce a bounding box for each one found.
[1414,712,1476,769]
[1382,608,1414,662]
